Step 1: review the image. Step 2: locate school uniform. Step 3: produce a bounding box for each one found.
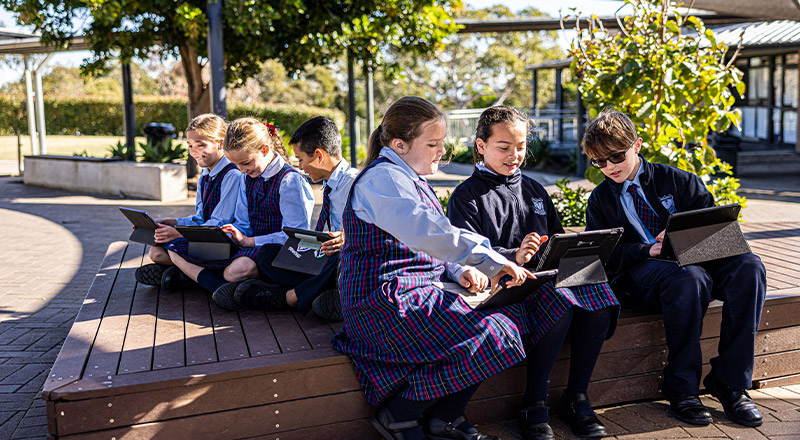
[447,164,619,343]
[333,147,543,407]
[254,158,359,314]
[585,155,766,395]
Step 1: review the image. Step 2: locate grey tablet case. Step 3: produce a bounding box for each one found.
[656,204,750,266]
[119,207,158,246]
[535,228,624,288]
[271,227,334,275]
[174,226,241,261]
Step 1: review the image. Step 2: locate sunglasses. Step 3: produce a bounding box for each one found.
[590,139,637,169]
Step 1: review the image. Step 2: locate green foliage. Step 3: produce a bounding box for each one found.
[139,138,186,163]
[551,178,590,227]
[707,176,747,220]
[526,136,551,167]
[445,137,474,164]
[438,189,453,216]
[1,63,159,97]
[72,149,89,157]
[107,141,128,158]
[0,95,345,137]
[567,0,746,207]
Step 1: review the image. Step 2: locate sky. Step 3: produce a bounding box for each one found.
[0,1,626,86]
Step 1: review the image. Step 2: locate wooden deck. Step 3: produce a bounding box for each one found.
[42,222,800,439]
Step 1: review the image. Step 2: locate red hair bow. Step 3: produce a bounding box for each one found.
[264,122,278,137]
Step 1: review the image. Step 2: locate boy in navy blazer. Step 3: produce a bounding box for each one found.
[583,111,766,428]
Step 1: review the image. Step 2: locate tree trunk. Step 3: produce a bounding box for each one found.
[178,43,211,178]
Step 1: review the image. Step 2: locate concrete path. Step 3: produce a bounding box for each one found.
[0,169,798,439]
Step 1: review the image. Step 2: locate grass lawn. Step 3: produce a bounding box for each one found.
[0,135,147,160]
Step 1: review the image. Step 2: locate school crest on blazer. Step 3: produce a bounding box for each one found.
[659,194,676,213]
[531,197,547,215]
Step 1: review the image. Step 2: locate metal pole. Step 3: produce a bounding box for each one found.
[348,54,357,166]
[121,62,137,160]
[17,131,22,175]
[576,92,586,177]
[34,53,53,155]
[531,70,538,117]
[555,68,563,144]
[366,67,375,136]
[24,56,37,155]
[207,0,227,118]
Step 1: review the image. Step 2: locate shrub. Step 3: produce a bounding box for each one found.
[551,177,590,227]
[139,138,187,163]
[526,136,551,167]
[444,137,474,164]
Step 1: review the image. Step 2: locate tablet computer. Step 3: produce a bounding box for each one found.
[656,204,749,266]
[174,225,241,260]
[440,269,559,311]
[534,227,624,287]
[271,227,335,275]
[119,207,158,246]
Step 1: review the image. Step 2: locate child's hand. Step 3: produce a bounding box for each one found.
[655,230,665,243]
[649,242,662,257]
[515,233,548,265]
[221,224,254,247]
[154,224,181,244]
[320,231,344,256]
[491,262,535,288]
[459,267,488,293]
[155,218,178,227]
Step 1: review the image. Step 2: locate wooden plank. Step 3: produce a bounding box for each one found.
[83,243,145,379]
[239,310,280,357]
[754,373,800,389]
[753,349,800,382]
[59,391,374,440]
[117,247,159,375]
[152,286,184,370]
[183,288,218,366]
[43,241,128,398]
[54,361,362,435]
[293,310,334,350]
[246,418,379,440]
[268,310,312,353]
[209,302,250,361]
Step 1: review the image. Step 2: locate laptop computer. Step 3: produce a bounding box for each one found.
[271,227,335,275]
[655,204,750,266]
[534,227,624,288]
[174,226,241,260]
[119,207,158,246]
[439,269,559,311]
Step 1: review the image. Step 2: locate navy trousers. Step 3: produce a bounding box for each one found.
[253,244,340,314]
[617,253,766,395]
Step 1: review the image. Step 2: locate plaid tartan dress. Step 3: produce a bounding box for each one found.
[333,156,539,406]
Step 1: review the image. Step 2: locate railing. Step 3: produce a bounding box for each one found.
[444,107,580,148]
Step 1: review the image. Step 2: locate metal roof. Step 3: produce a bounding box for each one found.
[712,20,800,49]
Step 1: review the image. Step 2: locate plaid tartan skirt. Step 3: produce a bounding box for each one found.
[163,238,259,269]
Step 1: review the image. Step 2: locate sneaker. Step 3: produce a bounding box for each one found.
[212,282,242,310]
[311,289,343,321]
[234,279,289,311]
[135,263,168,286]
[160,266,196,291]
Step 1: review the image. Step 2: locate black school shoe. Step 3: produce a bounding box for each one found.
[518,401,555,440]
[703,372,763,427]
[311,289,343,321]
[661,385,712,426]
[135,263,168,286]
[234,279,289,311]
[425,415,499,440]
[558,391,607,438]
[160,266,196,291]
[212,282,242,310]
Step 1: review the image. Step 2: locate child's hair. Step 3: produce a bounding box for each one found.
[473,105,530,164]
[223,117,289,161]
[365,96,444,167]
[186,113,228,144]
[582,110,638,159]
[289,116,342,158]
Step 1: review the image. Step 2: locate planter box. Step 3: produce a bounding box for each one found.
[23,155,188,201]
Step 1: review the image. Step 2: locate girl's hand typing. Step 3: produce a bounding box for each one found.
[491,261,535,288]
[459,267,488,293]
[320,231,344,256]
[515,233,548,265]
[154,224,181,244]
[221,224,255,248]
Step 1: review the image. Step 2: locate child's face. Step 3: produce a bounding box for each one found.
[593,138,642,183]
[186,130,223,169]
[393,118,447,176]
[295,147,327,183]
[226,146,273,178]
[476,121,527,176]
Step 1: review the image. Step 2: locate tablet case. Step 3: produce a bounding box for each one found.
[119,207,158,246]
[657,204,750,266]
[271,227,334,275]
[439,269,559,310]
[174,226,241,261]
[535,228,624,288]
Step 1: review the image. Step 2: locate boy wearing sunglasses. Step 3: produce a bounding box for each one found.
[583,110,766,429]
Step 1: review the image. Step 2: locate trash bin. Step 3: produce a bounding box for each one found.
[142,122,177,146]
[709,129,742,177]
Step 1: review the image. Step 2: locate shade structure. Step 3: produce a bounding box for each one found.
[690,0,800,21]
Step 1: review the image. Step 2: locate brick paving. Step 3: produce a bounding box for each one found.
[0,170,799,439]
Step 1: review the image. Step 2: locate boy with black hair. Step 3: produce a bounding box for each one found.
[213,116,359,321]
[583,110,766,428]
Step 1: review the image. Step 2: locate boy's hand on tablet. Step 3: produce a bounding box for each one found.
[155,218,177,227]
[459,267,488,293]
[154,224,181,244]
[649,242,662,257]
[221,224,254,247]
[655,230,665,243]
[515,233,548,265]
[320,231,344,256]
[492,262,535,288]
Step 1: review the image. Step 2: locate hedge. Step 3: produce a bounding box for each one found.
[0,94,345,137]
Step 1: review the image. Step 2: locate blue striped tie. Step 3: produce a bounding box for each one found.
[627,183,660,238]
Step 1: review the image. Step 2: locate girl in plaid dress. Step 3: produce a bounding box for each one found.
[447,106,620,440]
[333,97,538,440]
[165,118,314,298]
[134,114,241,287]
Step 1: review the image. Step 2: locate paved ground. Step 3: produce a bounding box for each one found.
[0,164,799,439]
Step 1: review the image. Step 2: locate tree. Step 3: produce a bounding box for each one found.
[567,0,746,207]
[2,0,459,118]
[1,63,159,97]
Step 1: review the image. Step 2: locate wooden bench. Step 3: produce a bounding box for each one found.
[42,222,800,439]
